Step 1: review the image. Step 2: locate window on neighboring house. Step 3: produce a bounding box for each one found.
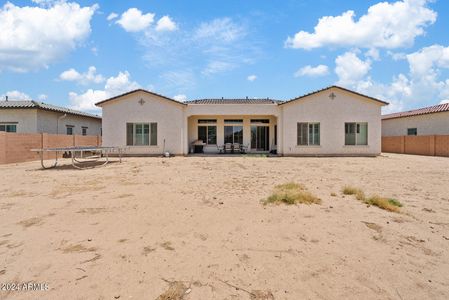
[66,125,74,135]
[126,123,157,146]
[224,126,243,144]
[0,123,17,132]
[82,127,88,136]
[407,128,417,136]
[198,125,217,145]
[345,122,368,145]
[297,122,320,146]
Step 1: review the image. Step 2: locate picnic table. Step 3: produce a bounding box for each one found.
[31,146,126,170]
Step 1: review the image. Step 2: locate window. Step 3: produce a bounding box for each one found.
[297,122,320,146]
[224,119,243,123]
[198,125,217,145]
[0,124,17,132]
[224,126,243,144]
[345,122,368,145]
[126,123,157,146]
[198,119,217,124]
[82,127,88,136]
[66,125,74,135]
[407,128,417,136]
[251,119,269,123]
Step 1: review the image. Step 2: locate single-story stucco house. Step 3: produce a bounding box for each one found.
[382,102,449,136]
[0,99,102,136]
[96,85,388,156]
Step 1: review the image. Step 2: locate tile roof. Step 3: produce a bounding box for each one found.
[382,102,449,120]
[95,89,185,106]
[0,100,101,119]
[280,85,389,106]
[186,98,282,104]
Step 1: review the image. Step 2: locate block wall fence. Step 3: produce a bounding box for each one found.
[0,132,101,164]
[382,135,449,157]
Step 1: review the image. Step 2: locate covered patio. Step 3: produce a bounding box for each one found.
[187,115,279,154]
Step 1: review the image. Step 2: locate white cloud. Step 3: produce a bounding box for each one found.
[69,71,140,111]
[285,0,436,50]
[335,52,371,85]
[194,17,245,43]
[294,65,329,77]
[0,1,97,72]
[441,99,449,104]
[334,45,449,113]
[247,75,257,81]
[156,16,177,32]
[38,94,48,101]
[202,61,236,76]
[59,66,105,85]
[107,12,118,21]
[116,8,154,32]
[173,94,187,102]
[1,90,31,100]
[365,48,380,61]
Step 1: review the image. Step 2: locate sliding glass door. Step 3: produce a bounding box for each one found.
[251,126,269,151]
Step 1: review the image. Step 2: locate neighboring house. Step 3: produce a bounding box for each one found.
[96,85,388,156]
[0,99,102,136]
[382,103,449,136]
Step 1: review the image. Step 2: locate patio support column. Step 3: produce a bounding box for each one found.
[276,113,283,155]
[182,115,189,155]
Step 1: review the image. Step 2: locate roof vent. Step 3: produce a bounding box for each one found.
[5,95,8,101]
[246,96,248,99]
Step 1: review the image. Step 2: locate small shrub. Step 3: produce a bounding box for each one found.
[366,196,402,213]
[330,192,337,197]
[355,190,366,201]
[263,183,321,205]
[342,186,360,195]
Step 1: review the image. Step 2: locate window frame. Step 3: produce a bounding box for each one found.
[66,125,74,135]
[126,122,158,146]
[345,122,368,146]
[198,125,217,145]
[224,125,243,144]
[407,128,417,136]
[0,123,17,132]
[297,122,320,146]
[82,127,88,136]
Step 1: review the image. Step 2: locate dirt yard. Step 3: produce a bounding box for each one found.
[0,154,448,300]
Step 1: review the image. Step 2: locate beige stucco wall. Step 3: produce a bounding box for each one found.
[0,109,38,133]
[382,111,449,136]
[281,88,383,156]
[0,108,101,135]
[36,110,101,135]
[187,115,278,153]
[100,91,185,155]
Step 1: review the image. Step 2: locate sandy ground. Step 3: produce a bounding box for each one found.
[0,154,448,300]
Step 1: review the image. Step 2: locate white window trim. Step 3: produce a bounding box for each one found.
[198,125,217,145]
[297,122,320,146]
[345,122,368,146]
[128,122,158,146]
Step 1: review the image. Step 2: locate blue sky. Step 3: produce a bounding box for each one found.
[1,0,449,113]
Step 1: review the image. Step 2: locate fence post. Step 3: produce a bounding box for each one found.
[430,135,436,156]
[0,132,6,164]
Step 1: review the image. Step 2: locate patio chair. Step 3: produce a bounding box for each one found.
[224,143,233,154]
[217,144,224,154]
[241,144,248,154]
[233,143,241,153]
